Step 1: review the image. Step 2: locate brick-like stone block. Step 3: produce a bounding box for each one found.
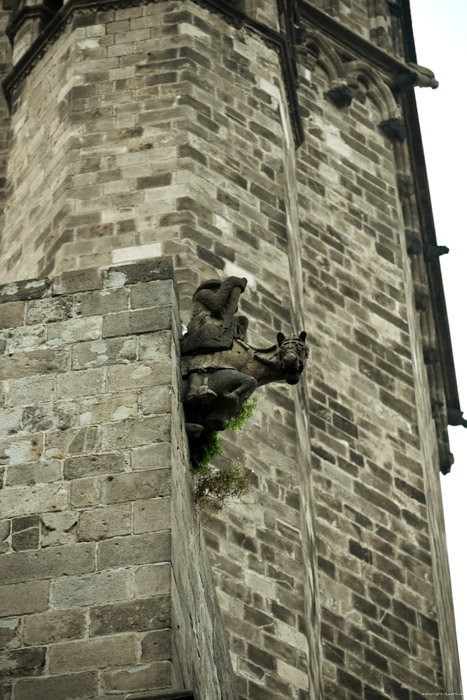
[41,512,78,547]
[78,391,138,425]
[0,347,69,380]
[141,385,172,415]
[56,368,106,399]
[104,258,174,288]
[78,503,132,541]
[141,629,172,662]
[48,635,138,674]
[53,268,102,295]
[131,442,171,470]
[70,478,100,509]
[72,337,137,369]
[101,415,171,450]
[135,563,171,598]
[0,279,51,304]
[45,426,100,459]
[134,497,171,533]
[102,661,172,692]
[130,279,174,309]
[0,482,68,519]
[97,532,170,570]
[64,452,124,479]
[52,570,131,609]
[0,647,46,678]
[25,297,74,325]
[14,671,98,700]
[47,316,102,346]
[75,287,129,317]
[0,580,50,617]
[0,542,95,585]
[102,469,171,505]
[0,301,25,329]
[90,595,171,635]
[107,359,172,391]
[23,609,86,645]
[102,306,172,338]
[5,376,55,407]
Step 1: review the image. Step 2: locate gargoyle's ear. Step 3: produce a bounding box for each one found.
[299,331,307,342]
[277,332,285,346]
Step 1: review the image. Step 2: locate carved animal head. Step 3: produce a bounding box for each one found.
[277,331,308,384]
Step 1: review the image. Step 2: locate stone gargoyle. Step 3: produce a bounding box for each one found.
[181,276,309,437]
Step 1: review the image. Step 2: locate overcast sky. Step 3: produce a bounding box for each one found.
[410,0,467,687]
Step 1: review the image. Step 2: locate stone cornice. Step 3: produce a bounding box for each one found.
[2,0,304,145]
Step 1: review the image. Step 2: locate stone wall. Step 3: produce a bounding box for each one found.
[0,1,462,699]
[0,257,236,700]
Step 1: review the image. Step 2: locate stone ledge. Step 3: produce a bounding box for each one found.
[0,257,175,304]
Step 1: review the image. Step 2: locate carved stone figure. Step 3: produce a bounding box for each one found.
[181,278,308,438]
[181,276,248,356]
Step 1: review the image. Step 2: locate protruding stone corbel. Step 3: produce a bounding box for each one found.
[378,117,407,143]
[407,62,439,90]
[423,245,449,262]
[423,347,439,365]
[447,407,467,429]
[326,83,353,108]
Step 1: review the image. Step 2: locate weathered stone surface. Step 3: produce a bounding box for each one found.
[0,647,46,678]
[56,368,105,399]
[101,415,171,450]
[97,532,171,570]
[0,482,68,519]
[75,287,129,319]
[131,442,171,471]
[48,635,138,674]
[90,596,171,636]
[102,661,172,692]
[78,503,132,541]
[14,671,98,700]
[5,459,62,486]
[23,609,86,645]
[135,563,171,598]
[134,497,171,534]
[72,337,137,369]
[0,580,49,617]
[5,376,55,407]
[107,360,172,391]
[141,385,172,415]
[130,279,175,309]
[47,316,102,346]
[0,542,95,584]
[141,629,172,662]
[0,347,69,380]
[0,619,21,650]
[64,452,124,479]
[102,306,172,338]
[0,433,43,466]
[41,512,78,547]
[102,469,171,505]
[0,301,25,329]
[26,297,73,325]
[78,392,138,425]
[53,268,102,295]
[52,570,131,609]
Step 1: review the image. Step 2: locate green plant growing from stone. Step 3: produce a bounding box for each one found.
[192,396,257,516]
